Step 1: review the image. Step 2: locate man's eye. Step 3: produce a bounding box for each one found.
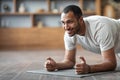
[61,21,64,24]
[67,21,73,24]
[61,22,65,25]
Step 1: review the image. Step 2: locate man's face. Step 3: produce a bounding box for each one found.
[61,11,81,37]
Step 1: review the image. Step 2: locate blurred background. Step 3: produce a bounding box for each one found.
[0,0,120,50]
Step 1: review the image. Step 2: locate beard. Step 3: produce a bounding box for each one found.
[76,23,81,34]
[67,23,81,37]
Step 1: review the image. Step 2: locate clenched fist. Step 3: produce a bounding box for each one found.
[75,57,90,74]
[44,57,57,71]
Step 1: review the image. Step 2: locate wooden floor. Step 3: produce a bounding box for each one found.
[0,49,120,80]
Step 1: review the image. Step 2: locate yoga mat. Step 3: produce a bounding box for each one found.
[27,69,119,78]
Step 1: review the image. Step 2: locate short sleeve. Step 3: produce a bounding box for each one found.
[64,33,76,50]
[96,23,114,52]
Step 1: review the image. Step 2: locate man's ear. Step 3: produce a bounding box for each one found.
[79,16,83,23]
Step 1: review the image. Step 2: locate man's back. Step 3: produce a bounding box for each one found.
[84,16,120,53]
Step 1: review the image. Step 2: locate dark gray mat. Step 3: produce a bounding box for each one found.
[27,69,120,78]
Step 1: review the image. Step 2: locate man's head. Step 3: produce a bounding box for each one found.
[61,5,83,37]
[62,5,83,18]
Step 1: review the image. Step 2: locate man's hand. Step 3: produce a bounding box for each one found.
[75,57,90,74]
[44,57,57,71]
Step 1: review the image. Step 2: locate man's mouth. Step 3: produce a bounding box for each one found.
[67,30,72,34]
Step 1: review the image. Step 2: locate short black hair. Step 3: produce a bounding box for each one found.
[62,5,83,18]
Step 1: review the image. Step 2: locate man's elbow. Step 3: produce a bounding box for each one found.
[63,60,75,69]
[68,61,75,68]
[109,62,117,71]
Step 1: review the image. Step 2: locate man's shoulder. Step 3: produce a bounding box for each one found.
[84,15,102,29]
[84,15,115,23]
[84,15,111,22]
[84,15,113,27]
[84,15,101,20]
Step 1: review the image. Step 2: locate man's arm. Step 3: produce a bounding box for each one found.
[56,49,76,70]
[90,47,117,73]
[75,47,117,74]
[44,49,76,71]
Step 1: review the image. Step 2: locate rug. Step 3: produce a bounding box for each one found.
[27,68,119,78]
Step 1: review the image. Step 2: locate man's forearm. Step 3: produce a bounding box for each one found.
[56,61,75,70]
[89,62,116,73]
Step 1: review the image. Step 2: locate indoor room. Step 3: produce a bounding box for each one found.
[0,0,120,80]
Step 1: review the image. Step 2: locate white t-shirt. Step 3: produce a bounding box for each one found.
[64,16,120,54]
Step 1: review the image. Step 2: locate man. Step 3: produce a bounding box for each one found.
[44,5,120,74]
